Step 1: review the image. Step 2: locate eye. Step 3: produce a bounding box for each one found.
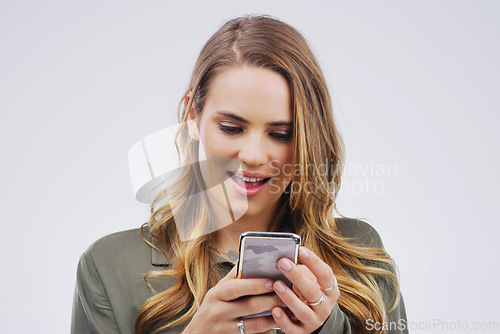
[218,124,243,135]
[270,132,293,142]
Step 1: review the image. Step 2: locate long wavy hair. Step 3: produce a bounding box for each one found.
[135,15,400,334]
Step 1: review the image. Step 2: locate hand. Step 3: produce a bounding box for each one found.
[183,265,283,334]
[271,247,340,333]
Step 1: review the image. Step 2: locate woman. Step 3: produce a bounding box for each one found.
[72,15,408,334]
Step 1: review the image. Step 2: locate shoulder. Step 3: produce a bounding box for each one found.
[74,227,166,332]
[334,218,399,287]
[80,227,155,271]
[85,227,147,255]
[334,217,385,250]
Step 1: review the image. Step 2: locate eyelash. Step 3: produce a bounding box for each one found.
[218,124,293,142]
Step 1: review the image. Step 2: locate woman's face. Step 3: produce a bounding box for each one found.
[189,66,294,225]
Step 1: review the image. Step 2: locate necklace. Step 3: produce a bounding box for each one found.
[209,245,239,263]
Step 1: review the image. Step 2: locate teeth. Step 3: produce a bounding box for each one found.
[233,174,265,182]
[243,176,262,182]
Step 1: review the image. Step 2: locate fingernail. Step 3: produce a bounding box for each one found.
[300,247,309,258]
[275,282,286,294]
[279,258,292,271]
[273,309,282,319]
[266,280,274,291]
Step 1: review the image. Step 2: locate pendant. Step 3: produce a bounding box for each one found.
[226,250,240,262]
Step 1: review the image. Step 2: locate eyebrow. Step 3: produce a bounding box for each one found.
[217,111,293,127]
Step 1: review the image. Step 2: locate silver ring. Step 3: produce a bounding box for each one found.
[237,318,245,334]
[306,292,326,306]
[324,277,338,291]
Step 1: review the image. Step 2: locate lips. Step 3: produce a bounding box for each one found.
[228,172,270,190]
[228,172,271,197]
[228,171,270,187]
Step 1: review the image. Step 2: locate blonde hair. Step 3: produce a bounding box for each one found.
[135,15,400,334]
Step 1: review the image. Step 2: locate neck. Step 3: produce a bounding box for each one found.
[210,201,279,254]
[211,217,269,252]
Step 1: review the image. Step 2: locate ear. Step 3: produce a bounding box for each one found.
[184,91,199,141]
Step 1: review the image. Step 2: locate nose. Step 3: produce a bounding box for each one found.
[238,133,267,167]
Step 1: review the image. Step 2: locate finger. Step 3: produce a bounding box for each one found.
[217,264,238,285]
[277,257,325,307]
[297,264,317,282]
[216,276,275,302]
[231,316,278,334]
[273,280,316,325]
[298,247,338,295]
[271,306,302,333]
[229,293,282,319]
[217,294,283,326]
[293,265,317,301]
[292,285,305,302]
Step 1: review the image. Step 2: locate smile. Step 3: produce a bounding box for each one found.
[227,172,271,196]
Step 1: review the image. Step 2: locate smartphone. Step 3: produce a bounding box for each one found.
[236,231,301,319]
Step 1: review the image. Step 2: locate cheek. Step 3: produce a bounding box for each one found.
[202,136,226,157]
[272,145,294,177]
[199,124,234,157]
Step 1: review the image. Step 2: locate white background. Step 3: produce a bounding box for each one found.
[1,1,499,333]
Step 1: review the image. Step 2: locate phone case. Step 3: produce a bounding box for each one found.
[236,231,301,319]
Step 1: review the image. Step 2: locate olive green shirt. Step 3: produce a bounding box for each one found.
[72,218,408,333]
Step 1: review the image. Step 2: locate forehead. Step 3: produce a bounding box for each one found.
[204,66,292,122]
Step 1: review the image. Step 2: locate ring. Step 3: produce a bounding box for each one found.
[324,276,338,291]
[237,318,245,334]
[306,292,326,306]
